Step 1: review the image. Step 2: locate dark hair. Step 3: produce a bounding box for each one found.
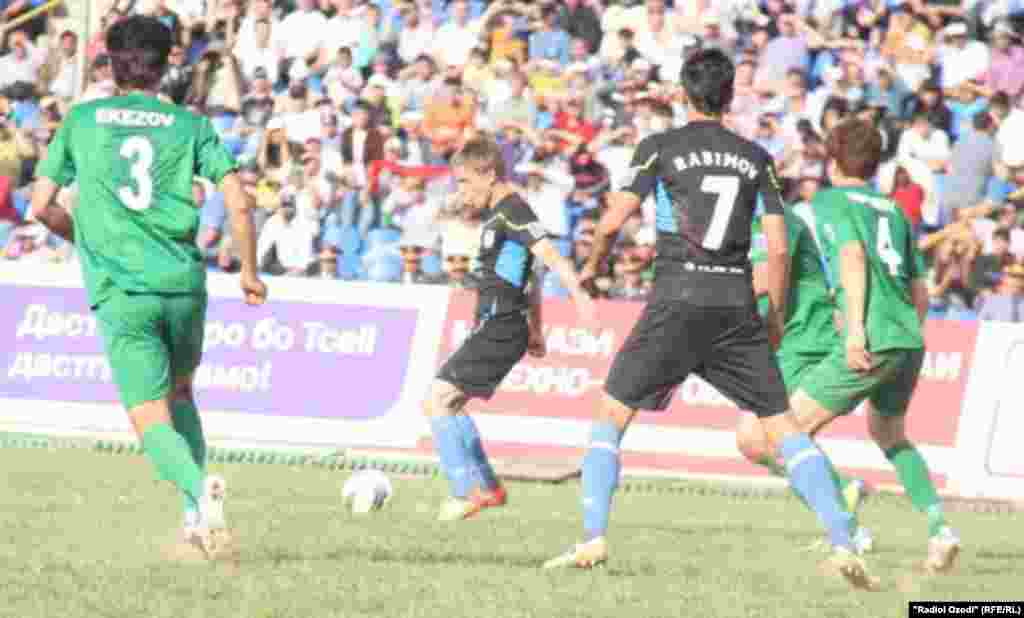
[452,134,506,178]
[827,118,883,180]
[680,48,734,116]
[106,15,174,90]
[974,110,993,131]
[993,227,1011,242]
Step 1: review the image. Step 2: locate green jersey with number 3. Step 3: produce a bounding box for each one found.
[815,185,925,352]
[750,208,838,356]
[36,93,238,307]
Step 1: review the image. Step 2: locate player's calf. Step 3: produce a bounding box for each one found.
[425,380,504,519]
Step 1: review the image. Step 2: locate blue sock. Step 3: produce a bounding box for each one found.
[780,434,855,550]
[582,421,623,541]
[455,414,498,491]
[430,416,473,498]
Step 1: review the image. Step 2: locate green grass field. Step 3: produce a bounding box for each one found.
[1,448,1021,618]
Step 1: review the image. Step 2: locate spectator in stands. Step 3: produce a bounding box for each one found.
[0,30,42,91]
[437,235,478,288]
[977,263,1024,322]
[928,223,982,313]
[397,226,441,285]
[257,191,317,276]
[941,111,996,220]
[45,29,81,101]
[891,165,926,230]
[341,100,385,187]
[974,227,1019,294]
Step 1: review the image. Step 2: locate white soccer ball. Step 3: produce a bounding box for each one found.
[342,470,393,514]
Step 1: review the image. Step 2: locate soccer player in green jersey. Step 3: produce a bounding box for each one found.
[29,15,267,559]
[783,118,959,574]
[738,207,874,554]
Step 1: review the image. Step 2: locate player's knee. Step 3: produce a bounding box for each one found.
[596,392,634,430]
[424,381,466,418]
[868,413,906,452]
[171,377,193,403]
[736,414,771,463]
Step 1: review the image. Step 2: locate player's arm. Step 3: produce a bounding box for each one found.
[907,234,930,324]
[532,238,597,324]
[757,158,789,348]
[197,116,266,305]
[835,214,872,372]
[222,172,266,302]
[31,116,76,242]
[527,264,546,357]
[29,177,74,243]
[584,136,659,287]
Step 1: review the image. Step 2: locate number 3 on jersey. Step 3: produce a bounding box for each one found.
[118,136,154,211]
[877,217,903,277]
[700,175,739,250]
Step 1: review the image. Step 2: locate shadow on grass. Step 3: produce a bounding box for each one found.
[242,545,661,576]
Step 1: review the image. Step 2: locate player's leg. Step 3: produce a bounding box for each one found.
[545,301,704,569]
[868,349,959,573]
[164,293,210,530]
[736,353,870,518]
[704,314,876,589]
[95,294,208,548]
[429,315,527,520]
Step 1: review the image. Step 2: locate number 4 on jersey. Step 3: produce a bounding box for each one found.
[877,217,903,277]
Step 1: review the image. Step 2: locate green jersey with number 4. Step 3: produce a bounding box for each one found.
[750,208,838,356]
[814,185,925,352]
[36,93,238,307]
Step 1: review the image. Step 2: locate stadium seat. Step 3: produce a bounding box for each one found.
[365,253,403,282]
[337,253,365,281]
[420,253,442,276]
[367,227,401,250]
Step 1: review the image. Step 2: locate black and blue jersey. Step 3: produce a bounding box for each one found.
[474,192,547,318]
[623,120,785,307]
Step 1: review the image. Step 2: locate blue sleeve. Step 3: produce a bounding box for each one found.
[559,33,570,66]
[986,176,1014,204]
[528,33,540,60]
[200,191,228,231]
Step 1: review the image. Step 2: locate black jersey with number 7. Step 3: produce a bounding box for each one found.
[621,120,786,307]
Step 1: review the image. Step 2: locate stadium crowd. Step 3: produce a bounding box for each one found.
[0,0,1023,320]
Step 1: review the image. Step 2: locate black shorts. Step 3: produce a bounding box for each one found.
[437,311,529,399]
[604,301,789,418]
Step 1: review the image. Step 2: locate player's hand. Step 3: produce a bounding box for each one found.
[527,328,547,357]
[578,263,599,294]
[241,274,268,306]
[846,332,873,374]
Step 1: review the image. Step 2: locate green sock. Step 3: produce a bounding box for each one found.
[171,400,207,517]
[885,442,945,537]
[142,423,205,513]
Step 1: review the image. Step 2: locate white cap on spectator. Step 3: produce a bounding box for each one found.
[993,21,1017,38]
[942,22,968,38]
[635,226,656,246]
[367,74,392,90]
[400,225,439,249]
[631,58,652,73]
[999,113,1024,166]
[290,61,311,82]
[701,14,721,26]
[442,234,473,258]
[400,111,424,125]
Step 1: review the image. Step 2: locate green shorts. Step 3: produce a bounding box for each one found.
[777,352,827,395]
[799,347,925,417]
[95,291,207,409]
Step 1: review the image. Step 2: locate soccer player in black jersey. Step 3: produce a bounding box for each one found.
[427,136,596,522]
[543,49,877,590]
